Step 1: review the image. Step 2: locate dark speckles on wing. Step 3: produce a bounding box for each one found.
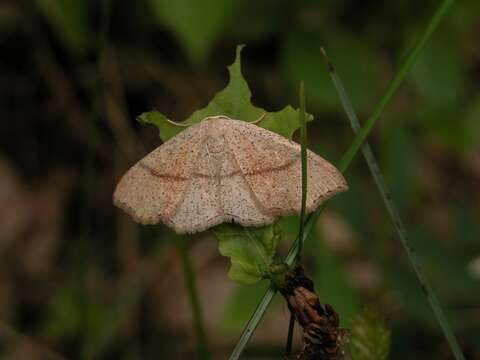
[113,117,347,234]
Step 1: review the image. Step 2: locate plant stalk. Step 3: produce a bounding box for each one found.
[285,81,308,357]
[297,80,308,262]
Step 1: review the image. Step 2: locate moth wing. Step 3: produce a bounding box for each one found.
[225,121,347,217]
[113,122,206,227]
[167,138,225,234]
[219,141,277,227]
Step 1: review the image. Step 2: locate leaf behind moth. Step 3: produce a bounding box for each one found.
[138,45,312,142]
[214,224,280,284]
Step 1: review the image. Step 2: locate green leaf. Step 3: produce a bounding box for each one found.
[137,110,172,141]
[349,308,391,360]
[138,45,312,142]
[34,0,90,52]
[214,224,280,284]
[147,0,238,64]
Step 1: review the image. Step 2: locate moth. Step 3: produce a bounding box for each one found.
[113,116,347,233]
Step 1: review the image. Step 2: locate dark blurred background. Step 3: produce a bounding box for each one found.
[0,0,479,359]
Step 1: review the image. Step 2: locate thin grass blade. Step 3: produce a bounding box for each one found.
[322,48,465,360]
[337,0,455,172]
[297,81,308,260]
[228,285,276,360]
[285,81,308,356]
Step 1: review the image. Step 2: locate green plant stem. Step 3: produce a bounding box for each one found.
[228,284,275,360]
[228,1,454,359]
[178,238,210,360]
[297,80,308,262]
[322,48,465,360]
[285,81,308,357]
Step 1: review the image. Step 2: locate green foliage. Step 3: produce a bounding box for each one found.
[349,308,391,360]
[409,34,465,107]
[382,128,414,212]
[416,100,480,152]
[34,0,90,52]
[214,224,280,284]
[44,285,118,358]
[147,0,238,64]
[44,278,144,359]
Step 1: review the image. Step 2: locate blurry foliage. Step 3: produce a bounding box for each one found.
[44,276,144,359]
[34,0,90,52]
[147,0,238,64]
[410,33,465,107]
[310,234,359,327]
[382,128,414,212]
[226,0,288,42]
[0,0,479,359]
[283,29,385,114]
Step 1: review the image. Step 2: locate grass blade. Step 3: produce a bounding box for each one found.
[228,1,454,358]
[297,80,308,261]
[322,48,465,360]
[285,81,308,356]
[337,0,455,172]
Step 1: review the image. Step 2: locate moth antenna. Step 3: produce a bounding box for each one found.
[165,118,191,127]
[249,112,267,124]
